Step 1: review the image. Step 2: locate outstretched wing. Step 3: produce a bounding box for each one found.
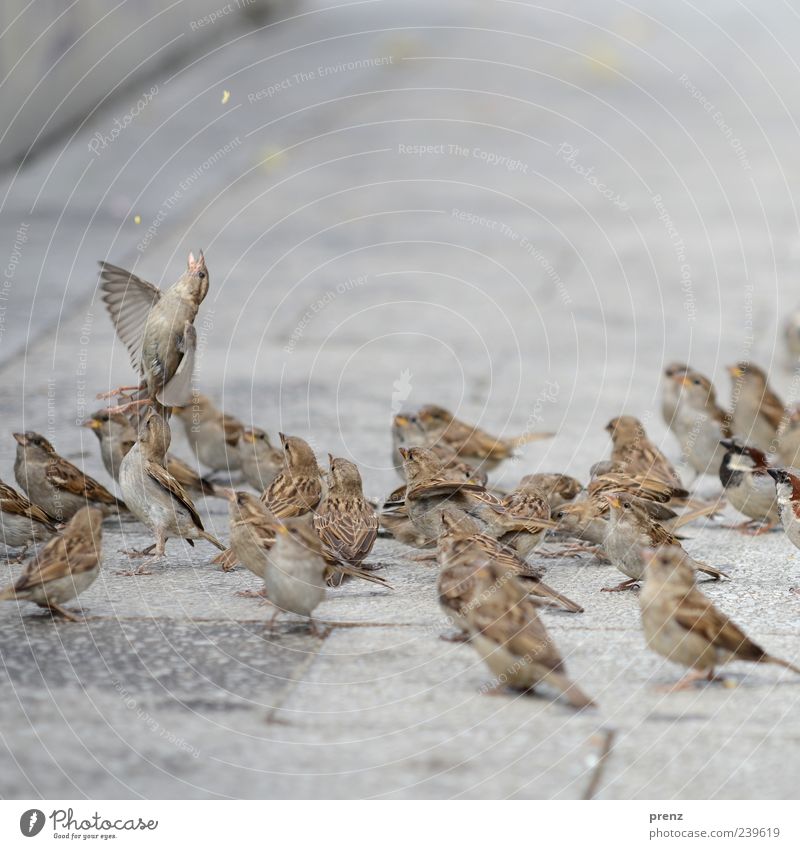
[99,261,161,370]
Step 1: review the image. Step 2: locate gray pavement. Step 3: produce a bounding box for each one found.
[1,0,800,799]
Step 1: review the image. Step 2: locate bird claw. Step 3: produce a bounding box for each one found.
[600,580,640,592]
[235,589,268,598]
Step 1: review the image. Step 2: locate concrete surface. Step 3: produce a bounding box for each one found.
[0,0,799,799]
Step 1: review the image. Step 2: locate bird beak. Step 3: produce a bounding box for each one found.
[728,365,742,377]
[603,493,622,508]
[278,432,287,448]
[188,251,195,267]
[766,469,781,481]
[327,453,335,467]
[680,376,694,387]
[81,418,101,430]
[398,447,409,459]
[12,432,28,446]
[275,523,288,536]
[241,429,256,444]
[394,415,409,427]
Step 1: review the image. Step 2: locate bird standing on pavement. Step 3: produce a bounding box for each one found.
[173,393,244,474]
[13,431,126,522]
[640,545,799,690]
[661,363,689,434]
[727,362,785,452]
[82,409,221,499]
[0,507,103,621]
[239,427,283,491]
[98,252,209,413]
[718,439,780,534]
[461,559,595,708]
[118,411,225,571]
[0,479,59,559]
[314,457,378,567]
[262,434,322,518]
[766,468,800,551]
[602,494,727,591]
[606,415,683,487]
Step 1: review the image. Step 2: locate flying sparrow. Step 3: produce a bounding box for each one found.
[461,559,595,708]
[602,493,727,591]
[606,415,683,487]
[718,439,780,534]
[173,393,244,474]
[262,434,322,518]
[728,362,786,452]
[314,457,378,567]
[766,468,800,551]
[239,427,283,491]
[0,478,59,558]
[14,431,126,522]
[82,409,221,498]
[118,411,225,571]
[415,403,553,472]
[98,252,209,413]
[661,362,689,434]
[640,545,799,690]
[666,368,731,478]
[0,506,102,621]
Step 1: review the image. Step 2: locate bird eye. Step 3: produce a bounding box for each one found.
[198,271,206,279]
[623,502,631,510]
[692,378,701,385]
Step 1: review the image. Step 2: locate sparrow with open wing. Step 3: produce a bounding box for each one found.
[98,252,209,414]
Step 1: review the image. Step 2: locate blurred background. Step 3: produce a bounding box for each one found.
[3,0,800,491]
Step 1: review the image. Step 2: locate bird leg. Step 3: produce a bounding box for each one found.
[96,384,145,399]
[118,534,166,575]
[235,588,268,598]
[308,618,331,638]
[659,668,717,692]
[106,397,152,415]
[721,518,775,535]
[4,546,29,564]
[739,521,777,536]
[600,578,640,592]
[46,603,80,622]
[410,552,438,564]
[122,543,157,558]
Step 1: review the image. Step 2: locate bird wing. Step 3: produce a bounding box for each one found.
[222,414,245,447]
[265,475,321,518]
[144,460,203,530]
[759,388,787,431]
[0,482,57,530]
[406,476,484,499]
[99,261,161,370]
[45,458,121,506]
[673,591,766,662]
[15,529,98,589]
[315,501,378,563]
[157,322,196,407]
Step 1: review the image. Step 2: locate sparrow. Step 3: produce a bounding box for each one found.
[0,478,59,558]
[666,368,731,478]
[13,431,126,522]
[262,517,329,634]
[640,545,799,690]
[728,362,785,452]
[118,411,225,570]
[0,507,102,621]
[718,439,780,533]
[461,559,595,708]
[391,411,488,484]
[661,362,689,434]
[415,403,553,472]
[82,409,221,498]
[398,447,515,544]
[775,406,800,469]
[519,473,582,509]
[602,494,727,591]
[239,427,283,491]
[262,434,322,518]
[314,457,378,567]
[98,252,209,413]
[436,511,583,637]
[606,415,683,487]
[766,468,800,551]
[490,476,556,559]
[173,393,244,473]
[223,491,278,588]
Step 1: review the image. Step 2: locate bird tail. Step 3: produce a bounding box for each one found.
[528,580,584,613]
[673,501,723,528]
[199,531,226,551]
[329,563,393,589]
[212,547,238,570]
[695,561,730,580]
[513,431,555,447]
[766,654,800,675]
[551,674,596,710]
